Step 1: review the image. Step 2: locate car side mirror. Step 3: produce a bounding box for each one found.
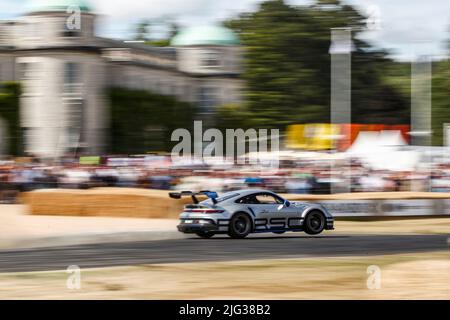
[277,200,291,211]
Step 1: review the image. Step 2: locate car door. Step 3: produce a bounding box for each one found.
[252,193,287,231]
[276,201,303,230]
[234,194,269,231]
[256,192,304,230]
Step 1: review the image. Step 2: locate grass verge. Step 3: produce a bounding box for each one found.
[1,250,450,299]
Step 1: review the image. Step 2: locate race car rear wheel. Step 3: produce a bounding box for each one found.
[195,231,215,239]
[304,210,326,235]
[228,213,252,239]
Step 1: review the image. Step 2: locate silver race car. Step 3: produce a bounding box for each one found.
[170,189,334,239]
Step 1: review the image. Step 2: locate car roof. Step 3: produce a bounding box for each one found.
[201,189,282,205]
[223,189,276,197]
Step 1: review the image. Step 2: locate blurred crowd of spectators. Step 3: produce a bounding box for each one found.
[1,155,450,203]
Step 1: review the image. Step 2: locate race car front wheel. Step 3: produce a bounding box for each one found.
[304,210,326,235]
[228,213,252,239]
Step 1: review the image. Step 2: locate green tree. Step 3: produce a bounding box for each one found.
[225,0,409,128]
[432,60,450,145]
[144,21,180,47]
[0,82,22,155]
[134,20,151,41]
[168,22,180,39]
[109,88,196,154]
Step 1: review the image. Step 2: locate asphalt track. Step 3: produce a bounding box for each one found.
[0,233,449,273]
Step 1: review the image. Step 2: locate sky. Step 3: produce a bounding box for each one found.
[1,0,449,61]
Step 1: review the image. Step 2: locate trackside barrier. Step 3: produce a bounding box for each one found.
[307,199,448,217]
[19,189,450,219]
[283,194,450,218]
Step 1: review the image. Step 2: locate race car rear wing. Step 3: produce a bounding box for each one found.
[169,190,218,204]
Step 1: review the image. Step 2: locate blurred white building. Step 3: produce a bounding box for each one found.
[0,0,243,157]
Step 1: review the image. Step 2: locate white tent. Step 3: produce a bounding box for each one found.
[346,130,407,157]
[364,150,420,171]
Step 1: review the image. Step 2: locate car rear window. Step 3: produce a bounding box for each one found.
[216,192,240,203]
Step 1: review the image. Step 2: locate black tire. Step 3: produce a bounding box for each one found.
[195,231,215,239]
[304,210,326,235]
[228,212,252,239]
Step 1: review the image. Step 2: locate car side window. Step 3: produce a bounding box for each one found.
[255,193,283,204]
[236,193,284,205]
[235,195,259,204]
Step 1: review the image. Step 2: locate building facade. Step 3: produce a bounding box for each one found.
[0,0,243,157]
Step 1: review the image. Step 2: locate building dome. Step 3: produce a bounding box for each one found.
[27,0,93,13]
[171,25,239,46]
